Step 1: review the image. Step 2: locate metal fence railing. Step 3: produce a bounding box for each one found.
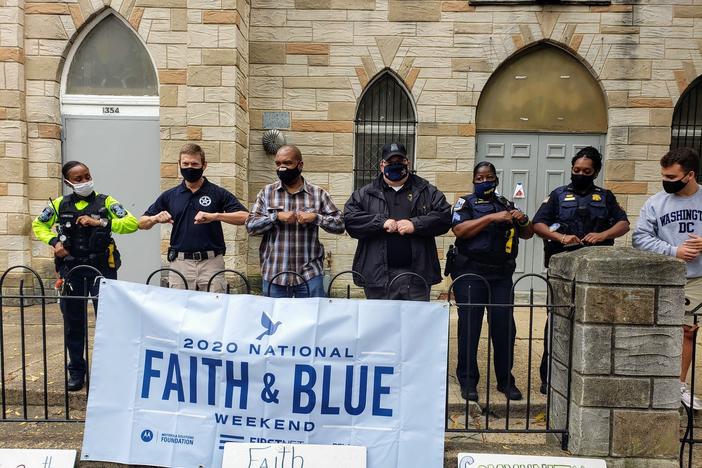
[0,265,572,452]
[680,303,702,468]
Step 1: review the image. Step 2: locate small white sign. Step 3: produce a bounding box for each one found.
[513,182,526,199]
[0,449,77,468]
[223,443,366,468]
[458,453,606,467]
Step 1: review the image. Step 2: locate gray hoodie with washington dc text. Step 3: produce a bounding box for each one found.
[632,184,702,278]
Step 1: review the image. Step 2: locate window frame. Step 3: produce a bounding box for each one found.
[353,70,418,190]
[60,9,160,116]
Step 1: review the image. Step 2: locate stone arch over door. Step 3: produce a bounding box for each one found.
[671,76,702,182]
[476,42,608,286]
[59,9,161,283]
[354,69,417,190]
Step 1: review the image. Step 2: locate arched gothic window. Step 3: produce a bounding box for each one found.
[354,71,417,189]
[65,14,158,96]
[671,77,702,181]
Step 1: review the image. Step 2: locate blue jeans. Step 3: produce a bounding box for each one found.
[262,274,326,298]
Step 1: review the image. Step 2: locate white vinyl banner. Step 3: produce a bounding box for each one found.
[81,280,448,468]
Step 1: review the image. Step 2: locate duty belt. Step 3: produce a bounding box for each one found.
[176,250,223,261]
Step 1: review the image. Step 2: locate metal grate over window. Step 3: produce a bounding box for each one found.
[671,76,702,182]
[354,72,416,189]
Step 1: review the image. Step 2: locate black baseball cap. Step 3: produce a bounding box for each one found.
[381,142,407,161]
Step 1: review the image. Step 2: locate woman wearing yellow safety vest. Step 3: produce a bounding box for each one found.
[32,161,138,391]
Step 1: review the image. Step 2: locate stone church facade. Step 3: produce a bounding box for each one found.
[1,0,700,292]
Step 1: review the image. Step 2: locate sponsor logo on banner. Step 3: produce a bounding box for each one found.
[82,280,448,468]
[458,453,606,467]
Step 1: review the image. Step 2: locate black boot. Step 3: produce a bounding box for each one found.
[67,374,84,392]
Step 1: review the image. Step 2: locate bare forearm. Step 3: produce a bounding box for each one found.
[602,220,630,240]
[533,222,561,242]
[138,215,157,230]
[217,211,248,225]
[452,215,494,239]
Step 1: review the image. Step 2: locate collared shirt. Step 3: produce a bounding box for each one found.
[144,178,247,253]
[246,178,344,285]
[382,178,413,268]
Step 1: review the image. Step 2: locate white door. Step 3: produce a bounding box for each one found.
[63,115,161,283]
[476,133,606,290]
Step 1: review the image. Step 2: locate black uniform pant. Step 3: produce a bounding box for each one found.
[453,275,516,390]
[59,262,117,378]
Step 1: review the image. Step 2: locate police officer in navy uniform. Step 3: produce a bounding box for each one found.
[449,161,534,401]
[533,146,629,394]
[32,161,139,391]
[139,143,248,292]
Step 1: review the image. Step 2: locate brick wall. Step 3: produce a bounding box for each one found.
[2,1,701,291]
[247,1,699,292]
[8,0,250,277]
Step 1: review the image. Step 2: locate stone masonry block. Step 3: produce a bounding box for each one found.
[652,378,681,409]
[613,326,681,377]
[576,285,655,325]
[611,410,679,458]
[572,324,611,375]
[601,59,651,80]
[657,287,685,326]
[571,374,650,408]
[605,459,678,468]
[548,247,687,287]
[568,406,610,456]
[550,312,572,367]
[388,1,441,22]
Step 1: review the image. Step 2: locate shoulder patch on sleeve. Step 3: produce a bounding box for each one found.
[452,198,465,212]
[109,202,127,218]
[38,206,54,222]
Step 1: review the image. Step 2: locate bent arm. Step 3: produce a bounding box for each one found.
[452,215,495,239]
[343,191,386,239]
[217,211,248,225]
[246,190,274,236]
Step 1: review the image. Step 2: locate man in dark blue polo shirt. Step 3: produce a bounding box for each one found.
[139,143,247,292]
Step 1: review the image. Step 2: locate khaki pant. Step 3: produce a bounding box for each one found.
[169,255,226,293]
[686,276,702,317]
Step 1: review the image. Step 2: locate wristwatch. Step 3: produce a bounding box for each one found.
[99,219,108,228]
[269,211,278,223]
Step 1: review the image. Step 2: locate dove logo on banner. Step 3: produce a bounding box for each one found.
[256,311,282,340]
[81,280,448,468]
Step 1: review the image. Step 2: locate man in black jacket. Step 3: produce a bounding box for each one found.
[344,142,452,300]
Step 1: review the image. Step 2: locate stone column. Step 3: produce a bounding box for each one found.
[548,247,686,467]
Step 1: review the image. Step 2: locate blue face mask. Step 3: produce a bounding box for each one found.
[474,180,498,199]
[383,162,408,182]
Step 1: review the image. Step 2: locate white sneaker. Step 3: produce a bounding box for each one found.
[681,383,702,410]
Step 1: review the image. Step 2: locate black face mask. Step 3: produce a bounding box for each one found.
[277,165,301,185]
[383,162,408,182]
[662,173,691,194]
[181,167,204,183]
[571,173,595,191]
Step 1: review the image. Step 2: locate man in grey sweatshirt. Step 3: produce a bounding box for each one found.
[633,147,702,409]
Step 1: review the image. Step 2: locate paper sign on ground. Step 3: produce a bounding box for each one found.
[458,453,606,467]
[223,443,365,468]
[0,449,77,468]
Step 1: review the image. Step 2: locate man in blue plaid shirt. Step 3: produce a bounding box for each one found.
[246,145,344,297]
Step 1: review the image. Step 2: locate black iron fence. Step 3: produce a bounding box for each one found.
[680,303,702,468]
[0,265,572,451]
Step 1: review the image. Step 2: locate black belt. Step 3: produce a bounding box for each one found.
[176,250,224,261]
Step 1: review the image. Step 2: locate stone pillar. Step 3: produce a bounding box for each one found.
[548,247,686,467]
